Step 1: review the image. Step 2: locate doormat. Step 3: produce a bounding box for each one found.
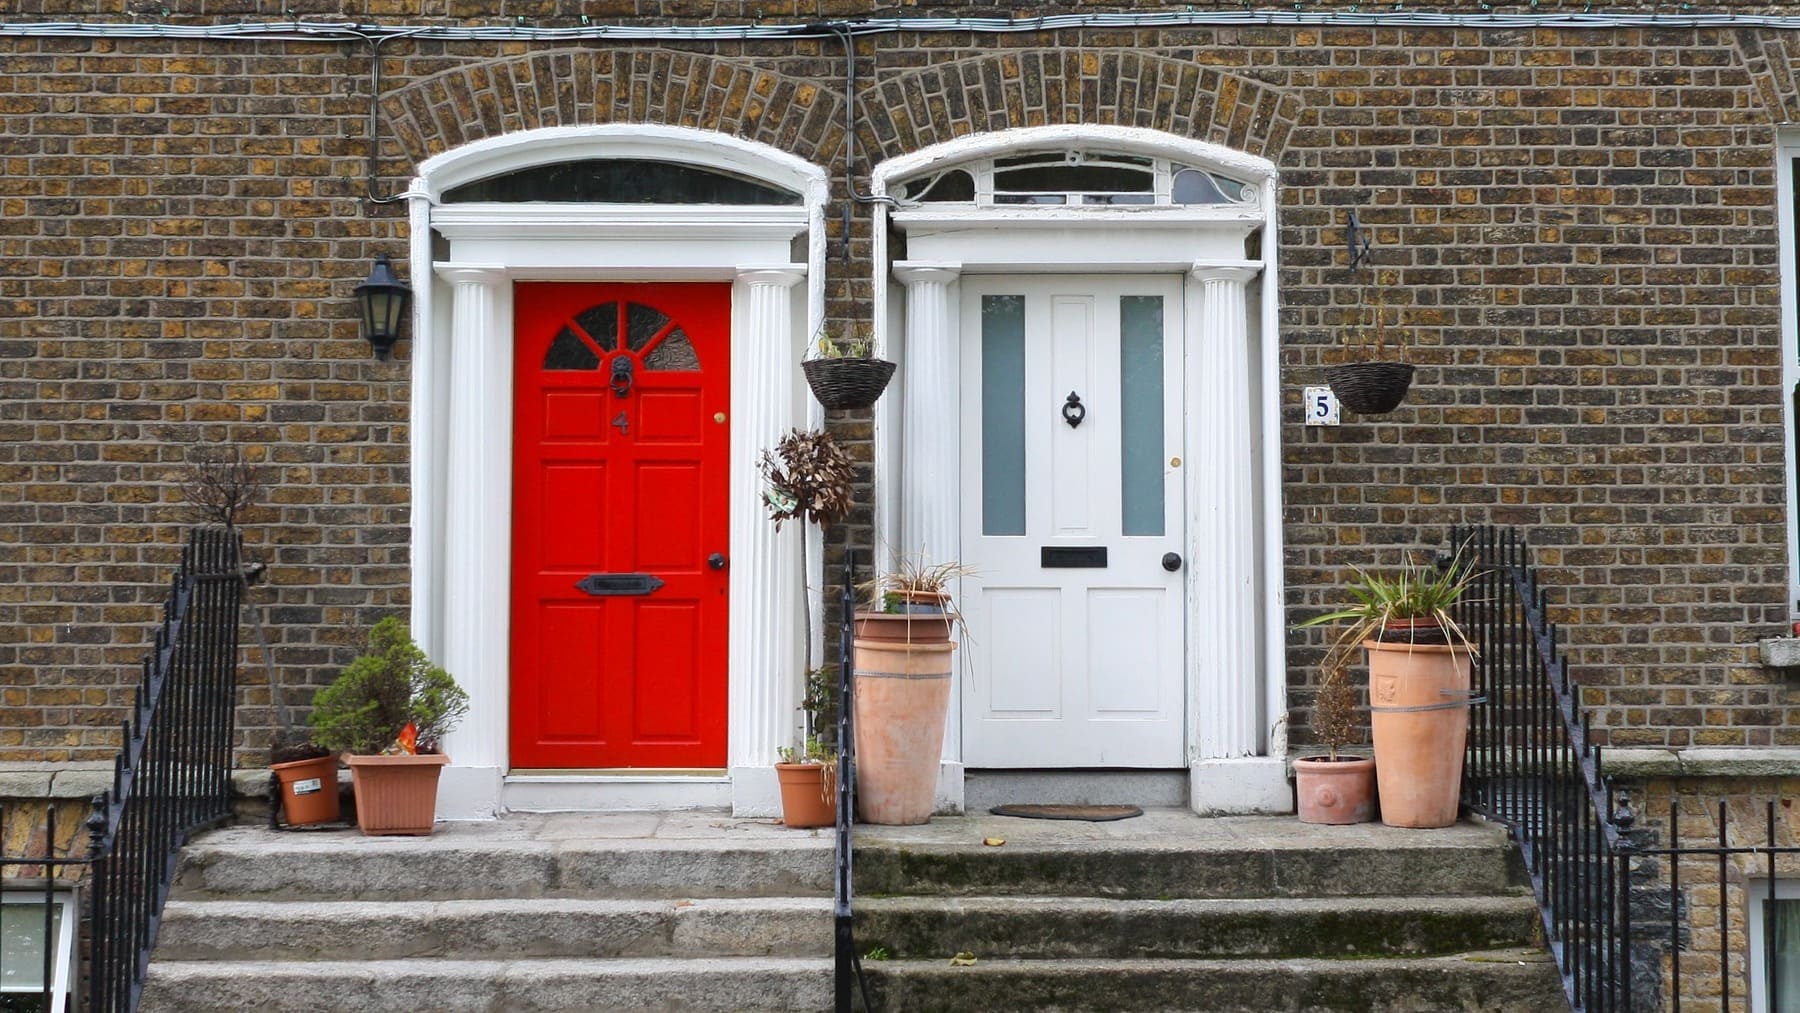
[988,804,1143,822]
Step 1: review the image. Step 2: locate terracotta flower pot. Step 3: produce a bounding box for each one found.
[853,638,955,825]
[775,762,837,829]
[852,610,954,644]
[1293,755,1376,825]
[1366,640,1475,829]
[344,752,450,836]
[270,754,341,827]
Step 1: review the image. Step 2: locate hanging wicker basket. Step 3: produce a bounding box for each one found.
[1326,361,1414,415]
[802,357,897,411]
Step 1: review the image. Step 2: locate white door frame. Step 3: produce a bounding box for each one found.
[870,125,1290,816]
[404,125,830,818]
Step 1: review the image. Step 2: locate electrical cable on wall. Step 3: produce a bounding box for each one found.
[1,7,1795,42]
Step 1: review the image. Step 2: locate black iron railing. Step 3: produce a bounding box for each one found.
[0,529,246,1013]
[1452,524,1632,1012]
[833,547,870,1012]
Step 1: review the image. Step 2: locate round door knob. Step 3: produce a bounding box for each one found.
[708,553,728,571]
[1161,552,1182,572]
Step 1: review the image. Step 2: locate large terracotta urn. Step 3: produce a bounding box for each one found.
[1366,639,1475,829]
[853,613,955,825]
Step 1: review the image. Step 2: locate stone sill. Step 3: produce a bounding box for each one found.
[1601,748,1800,780]
[0,762,116,800]
[1761,637,1800,669]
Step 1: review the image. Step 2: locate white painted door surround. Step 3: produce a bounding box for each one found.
[870,126,1291,816]
[404,125,830,819]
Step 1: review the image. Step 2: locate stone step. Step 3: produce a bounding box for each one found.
[154,896,832,962]
[859,950,1567,1012]
[171,825,833,902]
[854,894,1543,960]
[854,818,1523,899]
[140,956,832,1013]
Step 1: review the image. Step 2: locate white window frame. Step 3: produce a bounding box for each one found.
[1,888,77,1013]
[1776,128,1800,619]
[1748,877,1800,1013]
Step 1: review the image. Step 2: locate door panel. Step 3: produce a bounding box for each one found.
[960,276,1185,768]
[511,281,730,769]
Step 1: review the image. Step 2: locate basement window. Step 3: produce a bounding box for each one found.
[0,890,76,1012]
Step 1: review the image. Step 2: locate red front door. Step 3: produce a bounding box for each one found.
[510,282,730,769]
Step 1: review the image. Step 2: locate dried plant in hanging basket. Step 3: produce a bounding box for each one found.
[1327,361,1415,414]
[1328,284,1414,414]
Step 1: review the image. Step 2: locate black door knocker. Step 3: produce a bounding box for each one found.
[611,356,634,398]
[1062,391,1086,429]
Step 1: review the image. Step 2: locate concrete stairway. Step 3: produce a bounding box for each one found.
[140,814,837,1012]
[852,811,1567,1012]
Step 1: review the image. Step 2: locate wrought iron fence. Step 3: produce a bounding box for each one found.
[1451,524,1633,1012]
[0,528,244,1012]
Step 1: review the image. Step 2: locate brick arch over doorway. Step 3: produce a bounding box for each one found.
[856,51,1301,168]
[381,48,847,166]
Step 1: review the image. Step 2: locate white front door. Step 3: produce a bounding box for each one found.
[958,275,1186,768]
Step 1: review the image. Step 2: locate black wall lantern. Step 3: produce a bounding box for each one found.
[355,253,412,360]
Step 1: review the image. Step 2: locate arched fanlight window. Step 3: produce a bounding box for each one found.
[445,158,803,205]
[896,150,1254,209]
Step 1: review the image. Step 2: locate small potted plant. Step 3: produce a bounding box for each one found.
[1325,281,1414,414]
[1290,658,1375,825]
[173,444,339,826]
[774,668,838,829]
[760,429,854,828]
[1296,550,1477,829]
[800,331,896,411]
[852,557,972,644]
[309,617,468,836]
[268,739,340,828]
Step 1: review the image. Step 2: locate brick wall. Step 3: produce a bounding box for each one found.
[2,6,1797,763]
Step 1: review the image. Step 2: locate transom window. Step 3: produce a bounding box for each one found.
[444,158,802,205]
[897,149,1255,208]
[544,301,700,373]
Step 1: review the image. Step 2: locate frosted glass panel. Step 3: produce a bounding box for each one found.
[982,295,1027,536]
[1120,296,1164,536]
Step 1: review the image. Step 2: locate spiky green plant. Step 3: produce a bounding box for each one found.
[1294,547,1479,747]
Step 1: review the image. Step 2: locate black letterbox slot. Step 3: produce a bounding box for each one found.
[575,573,666,596]
[1040,547,1108,568]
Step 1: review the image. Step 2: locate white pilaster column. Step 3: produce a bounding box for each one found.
[893,262,964,814]
[435,264,510,820]
[1190,263,1262,762]
[894,264,963,565]
[730,267,805,816]
[406,194,444,663]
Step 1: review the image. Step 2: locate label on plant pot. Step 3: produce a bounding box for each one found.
[291,777,322,795]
